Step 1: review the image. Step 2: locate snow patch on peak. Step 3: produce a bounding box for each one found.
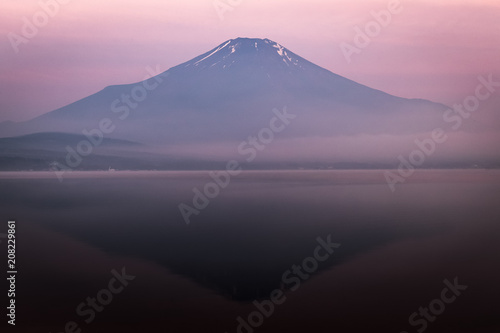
[273,43,285,57]
[192,40,232,66]
[270,42,297,67]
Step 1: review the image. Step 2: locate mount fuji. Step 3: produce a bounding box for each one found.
[0,37,453,171]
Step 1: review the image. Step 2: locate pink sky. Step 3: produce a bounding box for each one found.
[1,0,499,123]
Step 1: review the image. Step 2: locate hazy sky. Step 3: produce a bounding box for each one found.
[1,0,499,123]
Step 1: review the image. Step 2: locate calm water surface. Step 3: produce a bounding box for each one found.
[1,170,499,332]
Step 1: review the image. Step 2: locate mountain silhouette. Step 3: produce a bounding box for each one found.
[0,37,453,170]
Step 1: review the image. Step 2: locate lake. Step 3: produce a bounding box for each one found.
[1,170,499,333]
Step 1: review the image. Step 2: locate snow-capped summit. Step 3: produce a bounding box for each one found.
[182,37,306,71]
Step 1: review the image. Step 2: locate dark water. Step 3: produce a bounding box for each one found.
[1,170,499,333]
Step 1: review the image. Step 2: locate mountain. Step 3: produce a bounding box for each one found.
[0,37,456,170]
